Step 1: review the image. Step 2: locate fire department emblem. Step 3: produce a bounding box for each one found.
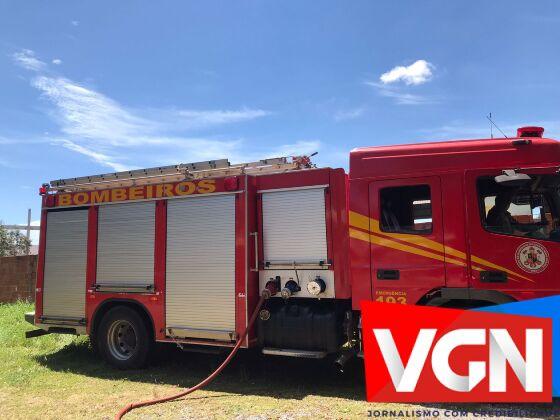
[515,242,549,274]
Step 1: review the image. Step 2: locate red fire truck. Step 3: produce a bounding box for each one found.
[26,126,560,370]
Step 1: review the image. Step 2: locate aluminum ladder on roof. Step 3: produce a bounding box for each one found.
[47,156,309,192]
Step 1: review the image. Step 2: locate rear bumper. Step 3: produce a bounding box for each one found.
[24,311,86,336]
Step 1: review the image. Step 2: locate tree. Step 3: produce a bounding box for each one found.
[0,224,31,256]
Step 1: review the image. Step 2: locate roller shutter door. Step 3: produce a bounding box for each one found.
[262,188,327,264]
[166,194,235,339]
[43,209,88,319]
[96,202,155,288]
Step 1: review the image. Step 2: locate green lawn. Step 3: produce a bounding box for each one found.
[0,301,558,419]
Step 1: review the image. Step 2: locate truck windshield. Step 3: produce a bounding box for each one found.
[477,174,560,242]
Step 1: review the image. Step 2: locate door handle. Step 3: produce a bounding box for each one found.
[250,232,259,272]
[377,269,400,280]
[480,271,507,283]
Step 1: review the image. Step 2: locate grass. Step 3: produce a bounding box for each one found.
[0,301,559,419]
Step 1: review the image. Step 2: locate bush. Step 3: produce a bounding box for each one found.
[0,224,31,256]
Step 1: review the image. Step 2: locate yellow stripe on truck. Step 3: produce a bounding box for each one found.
[444,246,467,260]
[470,255,534,283]
[349,228,466,267]
[350,211,446,254]
[349,210,533,283]
[348,211,370,231]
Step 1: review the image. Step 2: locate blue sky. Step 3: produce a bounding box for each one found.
[1,1,560,243]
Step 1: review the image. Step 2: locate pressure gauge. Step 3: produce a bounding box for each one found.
[307,276,326,296]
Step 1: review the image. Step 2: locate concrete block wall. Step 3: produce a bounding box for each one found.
[0,255,37,303]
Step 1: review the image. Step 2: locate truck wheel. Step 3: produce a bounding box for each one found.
[97,306,153,369]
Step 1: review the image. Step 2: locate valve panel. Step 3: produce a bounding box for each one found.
[258,270,335,299]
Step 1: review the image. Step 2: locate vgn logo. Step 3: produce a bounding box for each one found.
[361,301,552,402]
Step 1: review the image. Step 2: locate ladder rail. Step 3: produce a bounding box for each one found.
[50,159,230,187]
[47,156,313,193]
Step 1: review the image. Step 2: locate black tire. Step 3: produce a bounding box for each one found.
[96,306,153,369]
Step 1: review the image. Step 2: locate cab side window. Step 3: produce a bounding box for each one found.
[380,185,432,234]
[478,176,559,241]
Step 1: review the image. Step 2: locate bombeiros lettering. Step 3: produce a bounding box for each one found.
[56,179,217,206]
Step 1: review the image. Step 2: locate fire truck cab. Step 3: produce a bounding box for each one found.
[27,126,560,370]
[349,126,560,311]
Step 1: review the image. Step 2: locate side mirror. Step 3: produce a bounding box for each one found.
[494,169,532,187]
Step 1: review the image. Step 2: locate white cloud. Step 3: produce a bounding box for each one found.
[334,107,365,122]
[52,59,62,65]
[176,109,271,127]
[58,139,130,172]
[31,75,270,151]
[365,81,437,105]
[32,76,156,148]
[377,89,433,105]
[367,59,436,105]
[12,49,46,71]
[71,20,79,26]
[380,60,434,86]
[12,49,311,172]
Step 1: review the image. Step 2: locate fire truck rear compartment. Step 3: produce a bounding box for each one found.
[36,163,351,366]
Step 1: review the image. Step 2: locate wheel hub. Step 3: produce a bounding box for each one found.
[107,320,137,361]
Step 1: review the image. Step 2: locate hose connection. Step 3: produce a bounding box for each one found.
[306,276,326,296]
[262,276,281,299]
[281,280,301,300]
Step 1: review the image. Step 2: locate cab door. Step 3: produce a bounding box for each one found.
[466,169,560,298]
[369,177,446,305]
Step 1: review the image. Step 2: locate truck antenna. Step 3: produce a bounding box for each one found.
[486,113,509,139]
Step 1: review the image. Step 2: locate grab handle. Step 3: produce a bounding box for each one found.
[250,232,259,272]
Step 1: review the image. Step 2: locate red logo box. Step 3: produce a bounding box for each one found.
[361,302,552,402]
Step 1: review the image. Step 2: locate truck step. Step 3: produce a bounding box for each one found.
[261,348,327,359]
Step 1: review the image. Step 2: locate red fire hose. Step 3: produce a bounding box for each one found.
[115,292,268,419]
